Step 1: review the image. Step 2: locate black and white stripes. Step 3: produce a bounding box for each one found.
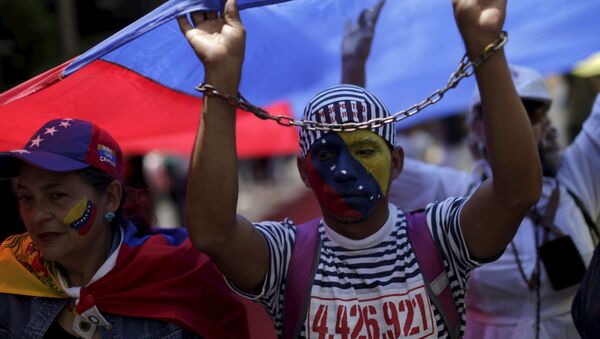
[299,84,396,157]
[233,198,478,338]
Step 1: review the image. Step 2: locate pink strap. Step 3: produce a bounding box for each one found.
[406,211,459,338]
[282,218,321,339]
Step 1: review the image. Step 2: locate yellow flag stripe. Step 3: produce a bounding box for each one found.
[63,197,89,225]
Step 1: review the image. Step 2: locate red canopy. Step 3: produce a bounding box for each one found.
[0,60,299,158]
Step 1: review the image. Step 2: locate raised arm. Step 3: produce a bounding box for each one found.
[453,0,542,259]
[179,0,269,290]
[558,94,600,219]
[341,0,384,87]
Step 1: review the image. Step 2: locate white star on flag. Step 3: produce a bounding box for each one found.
[30,135,44,148]
[59,121,71,128]
[10,149,30,154]
[44,127,58,136]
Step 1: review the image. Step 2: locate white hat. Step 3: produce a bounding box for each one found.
[470,65,552,112]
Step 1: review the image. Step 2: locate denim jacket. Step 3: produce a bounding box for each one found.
[0,293,202,339]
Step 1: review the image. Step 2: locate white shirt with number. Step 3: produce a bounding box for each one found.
[233,198,481,339]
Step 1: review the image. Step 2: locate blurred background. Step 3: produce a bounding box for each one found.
[1,2,599,338]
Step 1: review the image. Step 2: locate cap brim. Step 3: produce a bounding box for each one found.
[0,151,89,178]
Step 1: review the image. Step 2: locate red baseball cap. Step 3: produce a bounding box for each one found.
[0,118,123,180]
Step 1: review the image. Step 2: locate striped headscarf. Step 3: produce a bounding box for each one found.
[299,84,396,157]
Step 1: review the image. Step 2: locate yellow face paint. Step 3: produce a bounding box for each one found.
[63,197,97,235]
[338,130,392,195]
[63,197,88,225]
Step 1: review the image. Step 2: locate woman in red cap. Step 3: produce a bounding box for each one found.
[0,118,249,338]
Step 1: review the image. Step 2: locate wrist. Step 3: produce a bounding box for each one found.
[465,31,508,63]
[342,55,368,66]
[204,70,241,97]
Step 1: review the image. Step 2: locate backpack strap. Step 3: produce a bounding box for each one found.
[282,218,321,339]
[406,210,460,339]
[565,188,600,244]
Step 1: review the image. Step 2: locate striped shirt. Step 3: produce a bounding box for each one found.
[235,198,479,338]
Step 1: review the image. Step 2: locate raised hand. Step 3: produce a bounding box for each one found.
[342,0,385,63]
[177,0,245,88]
[452,0,506,59]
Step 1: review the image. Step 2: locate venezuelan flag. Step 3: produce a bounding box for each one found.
[1,0,599,153]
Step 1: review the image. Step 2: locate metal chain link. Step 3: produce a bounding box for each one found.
[196,31,508,132]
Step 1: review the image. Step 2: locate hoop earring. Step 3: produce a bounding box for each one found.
[104,211,116,223]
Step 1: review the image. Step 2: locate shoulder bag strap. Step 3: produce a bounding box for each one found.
[566,188,600,244]
[282,218,321,339]
[406,210,460,339]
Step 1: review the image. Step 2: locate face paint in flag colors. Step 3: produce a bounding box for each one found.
[305,130,392,222]
[63,197,97,235]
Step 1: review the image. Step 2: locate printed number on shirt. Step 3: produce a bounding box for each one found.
[307,285,435,339]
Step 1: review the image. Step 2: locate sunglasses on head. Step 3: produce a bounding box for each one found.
[471,99,549,124]
[522,99,550,124]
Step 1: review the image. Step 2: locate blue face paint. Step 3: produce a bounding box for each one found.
[306,132,387,222]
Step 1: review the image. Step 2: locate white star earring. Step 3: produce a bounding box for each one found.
[104,211,115,223]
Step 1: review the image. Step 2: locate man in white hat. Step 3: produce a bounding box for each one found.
[386,65,599,338]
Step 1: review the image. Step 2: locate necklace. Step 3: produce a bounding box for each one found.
[510,230,539,291]
[511,206,545,339]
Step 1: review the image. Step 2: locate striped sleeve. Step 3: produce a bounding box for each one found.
[426,196,480,271]
[228,219,296,325]
[426,197,481,335]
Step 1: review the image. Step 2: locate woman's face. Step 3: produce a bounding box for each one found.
[13,164,112,263]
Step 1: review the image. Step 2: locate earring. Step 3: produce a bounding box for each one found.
[104,211,115,223]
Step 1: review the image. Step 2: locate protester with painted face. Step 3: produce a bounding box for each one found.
[179,0,542,338]
[0,118,249,338]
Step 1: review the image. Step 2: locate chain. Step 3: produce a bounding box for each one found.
[196,31,508,132]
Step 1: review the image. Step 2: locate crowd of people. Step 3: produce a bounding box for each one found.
[0,0,598,338]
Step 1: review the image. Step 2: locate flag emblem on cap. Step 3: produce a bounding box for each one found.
[97,144,117,168]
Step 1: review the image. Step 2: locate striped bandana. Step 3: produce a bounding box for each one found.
[299,84,396,157]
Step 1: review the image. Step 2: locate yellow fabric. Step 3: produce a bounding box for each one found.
[0,233,66,298]
[573,51,600,78]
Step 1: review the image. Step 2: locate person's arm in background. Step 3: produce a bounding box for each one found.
[453,0,542,260]
[341,0,384,87]
[558,94,600,220]
[178,0,270,292]
[341,0,472,210]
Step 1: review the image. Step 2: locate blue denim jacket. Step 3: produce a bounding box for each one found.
[0,293,202,339]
